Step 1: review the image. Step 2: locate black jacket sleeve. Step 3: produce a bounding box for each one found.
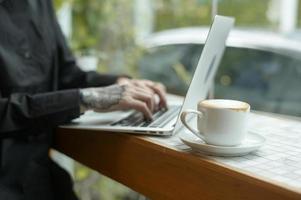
[0,0,121,139]
[0,89,80,138]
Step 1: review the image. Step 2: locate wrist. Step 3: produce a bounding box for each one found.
[116,75,132,85]
[79,89,91,113]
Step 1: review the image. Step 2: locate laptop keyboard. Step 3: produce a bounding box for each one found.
[111,105,181,128]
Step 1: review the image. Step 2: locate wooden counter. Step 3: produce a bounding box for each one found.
[54,116,301,200]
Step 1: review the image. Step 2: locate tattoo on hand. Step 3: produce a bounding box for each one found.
[80,85,125,111]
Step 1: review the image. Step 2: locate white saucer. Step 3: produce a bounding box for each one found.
[180,132,265,157]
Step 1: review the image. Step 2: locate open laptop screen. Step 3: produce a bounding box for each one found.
[173,15,235,132]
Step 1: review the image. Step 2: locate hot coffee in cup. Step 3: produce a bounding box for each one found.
[180,99,250,146]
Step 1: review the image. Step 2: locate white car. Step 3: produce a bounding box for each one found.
[138,27,301,117]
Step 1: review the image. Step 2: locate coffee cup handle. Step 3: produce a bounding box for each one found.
[180,109,205,141]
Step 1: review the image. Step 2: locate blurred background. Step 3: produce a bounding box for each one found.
[52,0,301,199]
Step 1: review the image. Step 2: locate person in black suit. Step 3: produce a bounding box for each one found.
[0,0,166,199]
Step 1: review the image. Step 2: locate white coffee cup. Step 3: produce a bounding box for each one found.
[180,99,250,146]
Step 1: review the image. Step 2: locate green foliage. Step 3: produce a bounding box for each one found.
[74,162,133,200]
[70,0,143,76]
[154,0,274,31]
[54,0,279,77]
[54,0,73,10]
[53,0,63,9]
[218,0,272,28]
[298,1,301,27]
[154,0,212,31]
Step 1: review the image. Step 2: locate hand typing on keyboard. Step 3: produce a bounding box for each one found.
[79,78,167,120]
[117,78,167,109]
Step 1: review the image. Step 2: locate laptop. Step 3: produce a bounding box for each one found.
[63,15,235,136]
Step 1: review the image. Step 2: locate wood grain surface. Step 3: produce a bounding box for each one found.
[54,127,301,200]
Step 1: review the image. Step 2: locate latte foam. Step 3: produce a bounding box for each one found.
[199,99,250,111]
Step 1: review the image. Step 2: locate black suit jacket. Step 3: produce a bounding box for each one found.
[0,0,119,199]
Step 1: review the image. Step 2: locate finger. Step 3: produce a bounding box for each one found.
[131,84,155,108]
[146,82,167,108]
[155,83,167,108]
[135,86,157,111]
[132,81,162,108]
[136,86,154,96]
[129,99,152,120]
[124,84,154,110]
[131,80,167,108]
[132,81,154,95]
[132,90,156,112]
